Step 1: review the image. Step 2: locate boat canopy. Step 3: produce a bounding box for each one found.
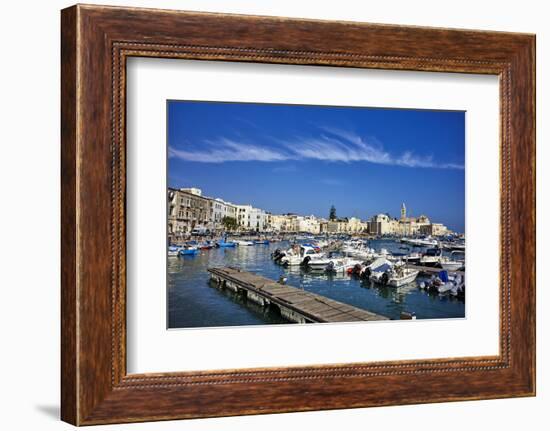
[375,264,392,273]
[370,257,393,271]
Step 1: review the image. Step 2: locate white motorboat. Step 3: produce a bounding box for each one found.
[439,250,465,271]
[361,257,393,278]
[405,236,439,247]
[326,258,363,274]
[303,251,344,271]
[419,271,465,296]
[370,261,419,287]
[280,245,324,266]
[419,248,443,267]
[403,252,422,265]
[343,244,377,259]
[439,259,463,271]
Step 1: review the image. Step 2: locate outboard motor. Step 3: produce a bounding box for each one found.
[326,261,335,272]
[363,267,372,279]
[301,256,311,267]
[381,272,389,285]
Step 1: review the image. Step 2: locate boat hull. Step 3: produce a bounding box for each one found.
[387,271,419,287]
[440,262,463,271]
[217,242,236,248]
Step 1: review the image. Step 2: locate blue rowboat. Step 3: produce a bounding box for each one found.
[179,247,199,256]
[216,241,236,248]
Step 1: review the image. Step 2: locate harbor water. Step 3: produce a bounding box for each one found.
[168,239,465,329]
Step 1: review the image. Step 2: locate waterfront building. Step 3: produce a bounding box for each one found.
[368,213,398,235]
[269,214,285,232]
[298,215,321,234]
[167,187,211,242]
[419,222,449,236]
[266,213,274,232]
[270,213,300,233]
[167,189,453,240]
[324,217,366,234]
[326,220,340,233]
[180,187,203,196]
[235,204,268,231]
[346,216,368,233]
[209,198,237,232]
[367,204,452,237]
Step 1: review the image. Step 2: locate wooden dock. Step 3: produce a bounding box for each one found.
[208,267,388,324]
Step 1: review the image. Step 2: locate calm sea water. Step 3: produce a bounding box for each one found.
[168,239,465,329]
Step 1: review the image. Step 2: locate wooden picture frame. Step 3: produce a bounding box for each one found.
[61,4,536,425]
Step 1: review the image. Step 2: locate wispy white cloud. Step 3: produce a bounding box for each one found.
[168,138,290,163]
[169,128,464,170]
[314,127,464,169]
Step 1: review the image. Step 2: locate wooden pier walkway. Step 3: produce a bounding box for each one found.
[208,267,388,324]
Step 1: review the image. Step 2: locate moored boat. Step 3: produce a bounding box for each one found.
[418,270,465,296]
[419,248,443,267]
[179,245,199,256]
[439,250,465,271]
[235,240,254,246]
[280,245,324,266]
[216,240,236,248]
[167,245,181,256]
[369,260,419,287]
[326,258,362,274]
[197,240,214,250]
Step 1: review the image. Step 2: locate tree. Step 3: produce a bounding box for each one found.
[221,216,238,231]
[329,205,337,221]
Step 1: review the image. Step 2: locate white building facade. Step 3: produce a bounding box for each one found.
[236,204,268,231]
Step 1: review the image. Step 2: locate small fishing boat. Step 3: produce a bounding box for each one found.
[254,239,270,245]
[420,248,443,267]
[306,253,344,271]
[403,252,422,265]
[216,240,236,248]
[405,236,439,248]
[356,257,393,279]
[439,259,463,271]
[179,245,199,256]
[439,250,465,271]
[369,260,419,287]
[199,241,214,250]
[326,258,362,274]
[419,271,465,296]
[281,245,324,266]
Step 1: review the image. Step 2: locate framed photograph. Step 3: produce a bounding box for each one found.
[61,4,536,425]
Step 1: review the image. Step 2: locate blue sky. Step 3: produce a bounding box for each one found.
[167,101,465,232]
